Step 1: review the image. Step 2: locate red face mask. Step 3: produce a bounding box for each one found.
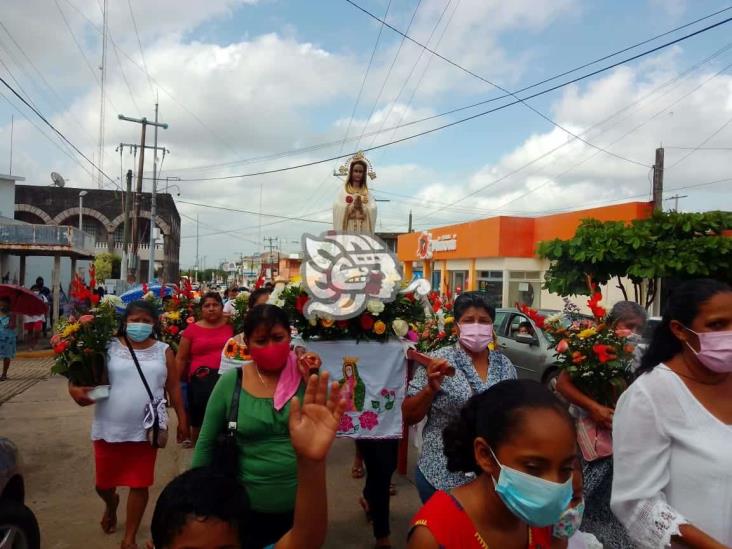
[250,341,291,372]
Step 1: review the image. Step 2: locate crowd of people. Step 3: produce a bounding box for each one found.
[61,278,731,549]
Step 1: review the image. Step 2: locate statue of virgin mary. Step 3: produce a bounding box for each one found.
[332,151,377,235]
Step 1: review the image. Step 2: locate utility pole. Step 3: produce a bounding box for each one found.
[195,214,200,284]
[408,210,413,233]
[652,147,664,211]
[118,112,168,282]
[97,0,108,188]
[665,194,688,212]
[148,100,167,283]
[263,236,280,279]
[121,169,133,282]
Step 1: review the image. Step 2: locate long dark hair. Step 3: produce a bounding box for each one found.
[443,379,573,475]
[201,291,223,307]
[117,299,160,339]
[242,304,291,340]
[637,278,732,375]
[453,291,496,323]
[347,159,369,190]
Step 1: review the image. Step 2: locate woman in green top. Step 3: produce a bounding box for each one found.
[192,304,321,549]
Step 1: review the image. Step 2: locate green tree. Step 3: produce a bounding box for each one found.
[537,211,732,308]
[93,253,121,281]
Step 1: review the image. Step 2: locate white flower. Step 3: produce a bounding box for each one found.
[101,294,123,307]
[366,299,385,316]
[392,318,409,338]
[308,317,318,327]
[143,291,156,300]
[275,298,285,308]
[546,312,563,324]
[236,292,250,303]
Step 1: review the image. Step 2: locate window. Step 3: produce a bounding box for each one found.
[431,270,441,292]
[478,270,503,307]
[508,271,541,308]
[493,310,509,335]
[508,314,535,340]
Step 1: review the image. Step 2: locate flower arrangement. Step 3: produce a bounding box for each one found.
[50,297,118,387]
[416,292,457,353]
[277,283,425,342]
[159,280,200,351]
[542,283,635,406]
[230,291,251,335]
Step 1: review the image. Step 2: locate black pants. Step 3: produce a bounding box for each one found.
[356,438,399,540]
[243,509,294,549]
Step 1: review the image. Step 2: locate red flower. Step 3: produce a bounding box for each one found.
[405,293,415,302]
[587,291,606,320]
[295,294,309,314]
[88,264,96,290]
[168,325,180,335]
[186,316,195,324]
[437,331,446,340]
[556,339,569,353]
[78,314,94,324]
[571,351,586,364]
[360,314,375,331]
[592,344,617,364]
[346,195,354,204]
[338,414,355,432]
[444,302,453,311]
[432,299,442,313]
[336,320,349,330]
[90,294,100,305]
[359,411,379,430]
[142,283,149,295]
[53,340,69,354]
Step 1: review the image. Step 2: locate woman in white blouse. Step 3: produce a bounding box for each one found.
[611,279,732,549]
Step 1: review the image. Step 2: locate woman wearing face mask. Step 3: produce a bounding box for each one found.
[556,299,646,548]
[611,279,732,549]
[67,300,188,549]
[0,296,16,381]
[176,291,233,444]
[192,304,321,549]
[403,291,517,503]
[408,379,577,548]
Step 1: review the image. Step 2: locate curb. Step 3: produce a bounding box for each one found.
[15,350,54,359]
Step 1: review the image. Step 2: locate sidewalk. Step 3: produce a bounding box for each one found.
[0,367,421,548]
[0,356,53,406]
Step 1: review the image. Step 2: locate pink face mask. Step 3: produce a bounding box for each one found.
[685,328,732,373]
[459,323,493,353]
[250,341,291,372]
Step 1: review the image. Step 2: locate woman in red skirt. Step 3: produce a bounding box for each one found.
[408,380,577,549]
[69,300,188,549]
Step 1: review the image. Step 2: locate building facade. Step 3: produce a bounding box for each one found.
[14,184,181,282]
[398,202,654,311]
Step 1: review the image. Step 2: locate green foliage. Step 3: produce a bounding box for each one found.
[537,211,732,306]
[93,253,121,282]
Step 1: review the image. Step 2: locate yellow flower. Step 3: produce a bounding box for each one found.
[62,323,80,338]
[578,328,597,339]
[488,341,496,351]
[444,316,454,325]
[373,320,386,335]
[166,311,181,322]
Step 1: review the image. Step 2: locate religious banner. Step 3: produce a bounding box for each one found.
[306,339,407,440]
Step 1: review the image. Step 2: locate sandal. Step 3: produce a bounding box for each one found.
[100,493,119,534]
[359,496,373,524]
[351,465,365,479]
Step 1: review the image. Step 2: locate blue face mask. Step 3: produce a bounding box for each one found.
[127,322,153,342]
[490,448,573,527]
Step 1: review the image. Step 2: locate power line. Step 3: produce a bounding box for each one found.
[345,0,651,168]
[667,114,732,168]
[147,5,732,177]
[151,14,732,183]
[0,74,119,188]
[176,199,331,224]
[127,0,155,99]
[665,146,732,150]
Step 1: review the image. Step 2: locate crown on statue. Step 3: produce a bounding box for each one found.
[338,151,377,180]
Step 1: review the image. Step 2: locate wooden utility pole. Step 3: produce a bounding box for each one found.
[665,193,688,212]
[118,112,168,281]
[408,210,413,232]
[652,147,664,211]
[121,169,133,281]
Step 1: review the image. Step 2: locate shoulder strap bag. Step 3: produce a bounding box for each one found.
[125,337,169,449]
[212,367,243,479]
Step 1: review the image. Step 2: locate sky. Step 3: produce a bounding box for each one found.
[1,0,732,269]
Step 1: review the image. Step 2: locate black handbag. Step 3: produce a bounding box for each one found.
[212,367,243,478]
[125,337,168,449]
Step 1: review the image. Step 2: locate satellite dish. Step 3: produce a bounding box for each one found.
[50,172,66,187]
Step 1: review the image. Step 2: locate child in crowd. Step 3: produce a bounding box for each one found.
[408,379,577,549]
[150,372,345,549]
[553,461,602,549]
[0,296,16,380]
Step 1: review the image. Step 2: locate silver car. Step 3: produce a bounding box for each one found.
[0,438,40,549]
[493,308,577,385]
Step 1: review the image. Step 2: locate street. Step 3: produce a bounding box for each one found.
[0,358,421,549]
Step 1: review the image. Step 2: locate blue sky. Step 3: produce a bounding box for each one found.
[1,0,731,267]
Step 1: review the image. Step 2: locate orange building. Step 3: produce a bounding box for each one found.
[398,202,653,309]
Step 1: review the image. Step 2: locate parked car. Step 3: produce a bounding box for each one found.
[0,438,40,549]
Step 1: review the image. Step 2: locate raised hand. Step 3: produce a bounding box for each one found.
[426,358,452,393]
[289,371,346,462]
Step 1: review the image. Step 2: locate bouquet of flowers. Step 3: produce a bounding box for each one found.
[278,283,424,342]
[416,292,457,353]
[159,280,199,351]
[230,291,250,335]
[51,275,118,387]
[542,284,636,406]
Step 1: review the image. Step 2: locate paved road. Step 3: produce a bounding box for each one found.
[0,364,421,548]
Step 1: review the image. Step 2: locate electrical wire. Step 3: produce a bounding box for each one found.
[150,14,732,184]
[145,5,732,176]
[667,113,732,168]
[345,0,651,168]
[176,199,331,224]
[127,0,155,100]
